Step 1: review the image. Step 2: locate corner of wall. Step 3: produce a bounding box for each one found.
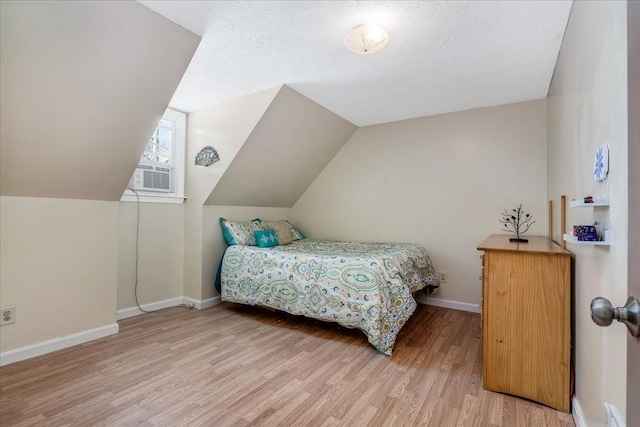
[183,87,281,300]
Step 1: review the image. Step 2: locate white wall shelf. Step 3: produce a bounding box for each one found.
[569,194,609,208]
[569,200,609,208]
[563,194,611,246]
[563,230,611,246]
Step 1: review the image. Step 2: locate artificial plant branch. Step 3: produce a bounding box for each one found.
[498,204,536,241]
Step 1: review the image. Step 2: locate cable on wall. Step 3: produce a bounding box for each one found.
[130,188,151,313]
[128,188,193,314]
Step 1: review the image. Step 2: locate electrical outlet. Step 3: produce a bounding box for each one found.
[439,271,447,283]
[1,306,16,326]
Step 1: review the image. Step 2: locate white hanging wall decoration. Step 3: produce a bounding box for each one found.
[593,144,609,182]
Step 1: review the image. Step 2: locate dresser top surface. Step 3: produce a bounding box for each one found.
[477,235,570,256]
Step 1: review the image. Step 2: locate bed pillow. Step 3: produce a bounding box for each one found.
[254,229,279,248]
[219,217,264,246]
[285,220,305,241]
[262,220,294,245]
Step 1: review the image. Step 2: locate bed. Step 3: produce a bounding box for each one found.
[218,239,439,355]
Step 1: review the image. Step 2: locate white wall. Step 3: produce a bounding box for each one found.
[117,202,185,310]
[293,100,548,306]
[547,1,628,424]
[0,1,199,358]
[0,197,118,352]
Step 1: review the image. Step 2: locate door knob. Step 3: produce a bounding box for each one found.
[590,296,640,337]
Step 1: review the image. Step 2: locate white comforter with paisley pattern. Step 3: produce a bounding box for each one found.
[220,240,439,355]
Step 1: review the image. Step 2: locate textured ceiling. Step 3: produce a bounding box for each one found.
[140,1,572,126]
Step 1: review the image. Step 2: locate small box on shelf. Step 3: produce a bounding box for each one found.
[573,225,598,241]
[563,230,611,246]
[569,194,609,208]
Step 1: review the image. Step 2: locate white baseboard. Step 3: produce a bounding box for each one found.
[0,323,119,367]
[183,296,221,310]
[0,296,221,367]
[416,295,481,313]
[605,401,624,427]
[116,297,185,320]
[572,396,586,427]
[117,296,221,320]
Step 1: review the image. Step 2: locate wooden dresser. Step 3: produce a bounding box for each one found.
[477,235,571,413]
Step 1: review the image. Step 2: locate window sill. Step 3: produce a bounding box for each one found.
[120,190,185,204]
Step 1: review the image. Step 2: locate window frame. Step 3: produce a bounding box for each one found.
[121,108,186,204]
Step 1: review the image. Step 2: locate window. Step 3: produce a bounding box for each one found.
[121,109,186,203]
[143,119,174,165]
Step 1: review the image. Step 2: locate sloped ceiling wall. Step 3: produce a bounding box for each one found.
[0,1,200,201]
[206,85,357,207]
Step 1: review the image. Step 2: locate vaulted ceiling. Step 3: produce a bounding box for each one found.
[206,85,357,207]
[139,0,573,126]
[1,1,573,205]
[0,1,200,200]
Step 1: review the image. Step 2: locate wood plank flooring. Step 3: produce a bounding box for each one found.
[0,303,575,426]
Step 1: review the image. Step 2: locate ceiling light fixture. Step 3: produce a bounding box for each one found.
[344,24,389,55]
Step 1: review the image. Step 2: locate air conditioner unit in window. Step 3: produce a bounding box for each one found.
[130,164,173,193]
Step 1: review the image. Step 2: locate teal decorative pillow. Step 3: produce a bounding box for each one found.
[285,220,305,241]
[254,229,279,248]
[219,218,264,246]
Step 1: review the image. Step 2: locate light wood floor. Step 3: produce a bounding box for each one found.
[0,303,574,426]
